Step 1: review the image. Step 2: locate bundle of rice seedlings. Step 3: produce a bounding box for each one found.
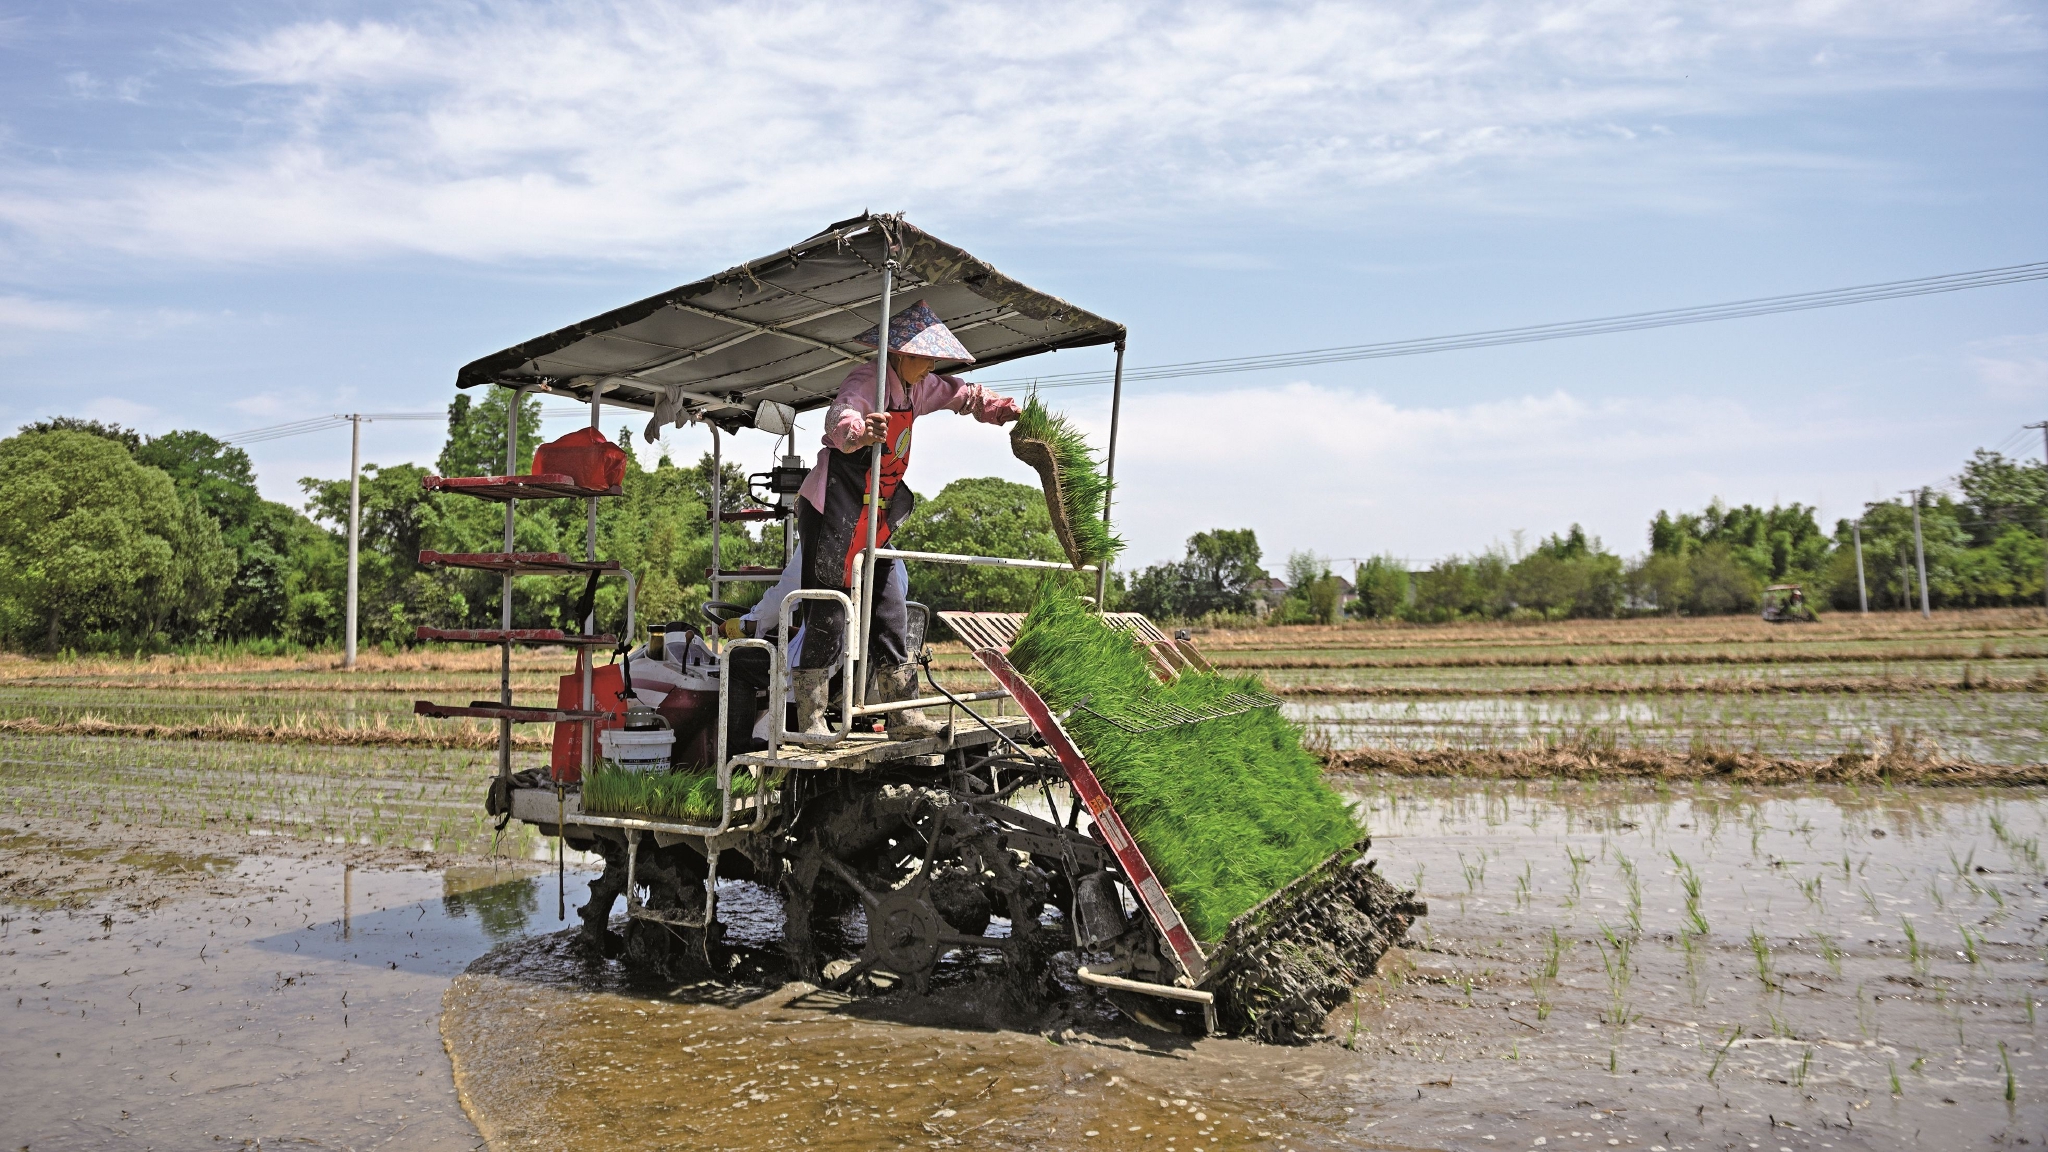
[582,763,776,821]
[1008,585,1360,939]
[1008,583,1423,1042]
[1010,393,1123,570]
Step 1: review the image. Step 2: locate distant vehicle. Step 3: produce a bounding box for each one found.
[1762,583,1818,623]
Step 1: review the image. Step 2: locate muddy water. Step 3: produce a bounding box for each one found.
[0,818,597,1149]
[446,780,2048,1150]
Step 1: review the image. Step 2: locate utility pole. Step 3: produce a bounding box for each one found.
[1910,487,1931,619]
[2030,420,2048,612]
[1852,517,1868,614]
[345,414,362,669]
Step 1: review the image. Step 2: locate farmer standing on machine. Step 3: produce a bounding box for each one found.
[791,300,1018,736]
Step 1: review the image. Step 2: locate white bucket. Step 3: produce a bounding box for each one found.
[599,727,674,773]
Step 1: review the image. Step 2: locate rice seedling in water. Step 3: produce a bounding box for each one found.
[1857,984,1878,1039]
[1566,847,1591,905]
[1748,927,1776,990]
[1961,924,1982,965]
[2003,1041,2017,1102]
[1799,873,1824,912]
[1902,917,1928,973]
[1705,1025,1742,1083]
[1814,930,1842,976]
[1515,861,1533,910]
[1889,1060,1903,1096]
[1794,1046,1813,1088]
[1533,926,1564,1021]
[1459,850,1486,893]
[1617,852,1642,935]
[1596,923,1635,1024]
[1670,852,1709,935]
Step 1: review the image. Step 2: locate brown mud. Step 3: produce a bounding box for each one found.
[443,778,2048,1151]
[1323,743,2048,786]
[0,714,544,749]
[1274,675,2048,697]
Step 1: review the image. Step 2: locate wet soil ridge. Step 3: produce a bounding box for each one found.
[0,714,544,749]
[1208,845,1422,1043]
[1325,734,2048,785]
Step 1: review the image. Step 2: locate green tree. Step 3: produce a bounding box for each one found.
[19,417,141,452]
[1650,499,1829,584]
[1507,525,1623,618]
[892,477,1066,611]
[1350,555,1409,619]
[438,390,541,477]
[1954,449,2048,547]
[132,429,337,640]
[0,431,233,649]
[1128,529,1267,620]
[1683,543,1762,614]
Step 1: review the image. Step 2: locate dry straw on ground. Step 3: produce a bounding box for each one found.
[0,716,545,750]
[1322,741,2047,786]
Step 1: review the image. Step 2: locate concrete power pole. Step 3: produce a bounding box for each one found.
[344,413,362,670]
[2031,420,2048,612]
[1910,488,1931,619]
[1852,518,1868,614]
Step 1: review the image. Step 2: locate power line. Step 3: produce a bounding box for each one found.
[226,411,440,445]
[968,260,2048,393]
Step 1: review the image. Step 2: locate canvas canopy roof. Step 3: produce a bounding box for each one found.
[456,213,1124,430]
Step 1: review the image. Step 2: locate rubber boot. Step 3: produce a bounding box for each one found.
[791,668,834,737]
[723,685,766,757]
[872,662,945,740]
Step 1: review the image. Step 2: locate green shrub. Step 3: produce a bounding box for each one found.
[1008,584,1360,940]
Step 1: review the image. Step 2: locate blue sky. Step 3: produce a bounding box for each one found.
[3,0,2044,570]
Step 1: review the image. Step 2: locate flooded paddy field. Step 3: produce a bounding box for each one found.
[436,777,2048,1151]
[0,731,558,857]
[2,613,2044,1149]
[0,814,598,1149]
[1290,691,2048,764]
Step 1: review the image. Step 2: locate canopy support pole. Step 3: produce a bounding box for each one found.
[582,382,606,777]
[1095,336,1127,609]
[856,257,895,710]
[499,388,521,783]
[711,424,723,610]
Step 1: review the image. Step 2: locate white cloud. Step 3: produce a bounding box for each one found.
[1967,333,2048,400]
[911,379,1881,566]
[0,295,97,332]
[0,0,2037,265]
[80,396,158,426]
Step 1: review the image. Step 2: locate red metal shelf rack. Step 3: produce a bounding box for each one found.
[414,700,609,724]
[423,474,623,502]
[418,551,621,576]
[414,627,618,647]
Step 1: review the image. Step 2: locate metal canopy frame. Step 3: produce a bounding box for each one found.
[461,213,1134,829]
[456,213,1126,430]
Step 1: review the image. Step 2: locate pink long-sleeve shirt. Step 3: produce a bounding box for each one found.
[796,362,1019,511]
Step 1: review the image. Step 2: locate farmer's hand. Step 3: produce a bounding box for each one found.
[720,617,747,640]
[851,410,890,449]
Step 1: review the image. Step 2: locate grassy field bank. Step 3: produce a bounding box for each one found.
[0,608,2040,853]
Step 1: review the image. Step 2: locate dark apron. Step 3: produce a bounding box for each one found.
[795,403,917,670]
[812,406,917,589]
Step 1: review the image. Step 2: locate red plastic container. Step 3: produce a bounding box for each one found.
[531,427,627,490]
[550,661,623,783]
